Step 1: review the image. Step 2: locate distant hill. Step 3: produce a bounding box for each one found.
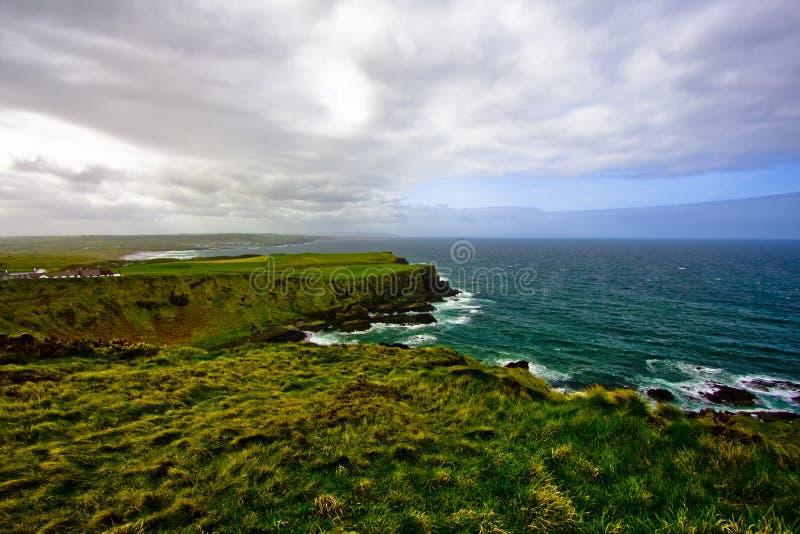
[403,192,800,238]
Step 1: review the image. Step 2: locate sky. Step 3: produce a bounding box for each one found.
[0,0,799,237]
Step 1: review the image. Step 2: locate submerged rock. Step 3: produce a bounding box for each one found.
[338,320,371,332]
[647,388,675,402]
[742,378,800,393]
[371,313,437,325]
[504,360,529,370]
[701,384,758,406]
[403,302,437,313]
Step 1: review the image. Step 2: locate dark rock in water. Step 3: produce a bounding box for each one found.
[423,269,460,300]
[403,302,437,313]
[265,328,307,343]
[793,395,800,404]
[379,342,411,350]
[337,319,371,332]
[742,378,800,393]
[701,384,757,406]
[647,388,675,402]
[504,360,529,370]
[371,313,437,325]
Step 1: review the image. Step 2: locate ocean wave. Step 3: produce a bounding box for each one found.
[431,292,483,325]
[304,331,354,345]
[433,300,482,312]
[640,360,800,413]
[645,358,723,377]
[496,355,571,384]
[438,315,472,326]
[124,250,203,261]
[402,334,438,346]
[368,322,431,330]
[737,375,800,402]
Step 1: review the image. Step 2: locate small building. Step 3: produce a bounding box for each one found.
[7,272,34,279]
[50,268,119,278]
[2,267,119,280]
[52,270,80,278]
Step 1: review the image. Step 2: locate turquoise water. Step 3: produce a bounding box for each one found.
[164,238,800,413]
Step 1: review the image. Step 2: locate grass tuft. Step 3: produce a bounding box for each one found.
[313,494,345,519]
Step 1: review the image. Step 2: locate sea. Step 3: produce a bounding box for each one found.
[134,238,800,413]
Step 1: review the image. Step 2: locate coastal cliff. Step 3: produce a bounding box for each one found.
[0,263,457,347]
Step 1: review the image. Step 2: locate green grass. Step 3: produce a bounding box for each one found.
[0,343,797,532]
[118,252,416,278]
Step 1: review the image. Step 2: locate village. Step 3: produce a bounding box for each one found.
[0,267,120,280]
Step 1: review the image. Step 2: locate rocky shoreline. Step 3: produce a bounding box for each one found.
[306,267,460,333]
[503,361,800,422]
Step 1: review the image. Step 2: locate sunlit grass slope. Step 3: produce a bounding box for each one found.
[0,343,797,533]
[118,252,415,277]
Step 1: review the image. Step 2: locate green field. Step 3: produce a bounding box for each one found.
[1,342,797,533]
[0,234,316,271]
[119,252,417,278]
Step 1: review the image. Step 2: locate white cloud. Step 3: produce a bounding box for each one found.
[0,0,798,234]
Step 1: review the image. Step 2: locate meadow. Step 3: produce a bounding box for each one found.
[0,342,797,533]
[118,252,416,278]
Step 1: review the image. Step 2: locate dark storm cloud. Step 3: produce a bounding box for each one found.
[0,0,799,234]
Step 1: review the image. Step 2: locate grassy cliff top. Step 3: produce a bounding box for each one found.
[119,252,416,277]
[0,342,797,532]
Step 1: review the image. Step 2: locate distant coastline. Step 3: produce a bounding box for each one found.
[122,239,320,261]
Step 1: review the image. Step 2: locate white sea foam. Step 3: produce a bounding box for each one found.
[645,359,723,377]
[496,355,571,384]
[402,334,438,346]
[368,321,430,330]
[434,299,480,312]
[440,315,472,326]
[641,359,800,412]
[305,331,354,345]
[677,362,723,377]
[737,375,800,403]
[432,292,483,325]
[124,250,203,261]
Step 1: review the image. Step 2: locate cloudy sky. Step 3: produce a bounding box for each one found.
[1,0,799,236]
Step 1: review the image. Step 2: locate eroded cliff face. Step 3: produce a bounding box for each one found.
[0,265,457,347]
